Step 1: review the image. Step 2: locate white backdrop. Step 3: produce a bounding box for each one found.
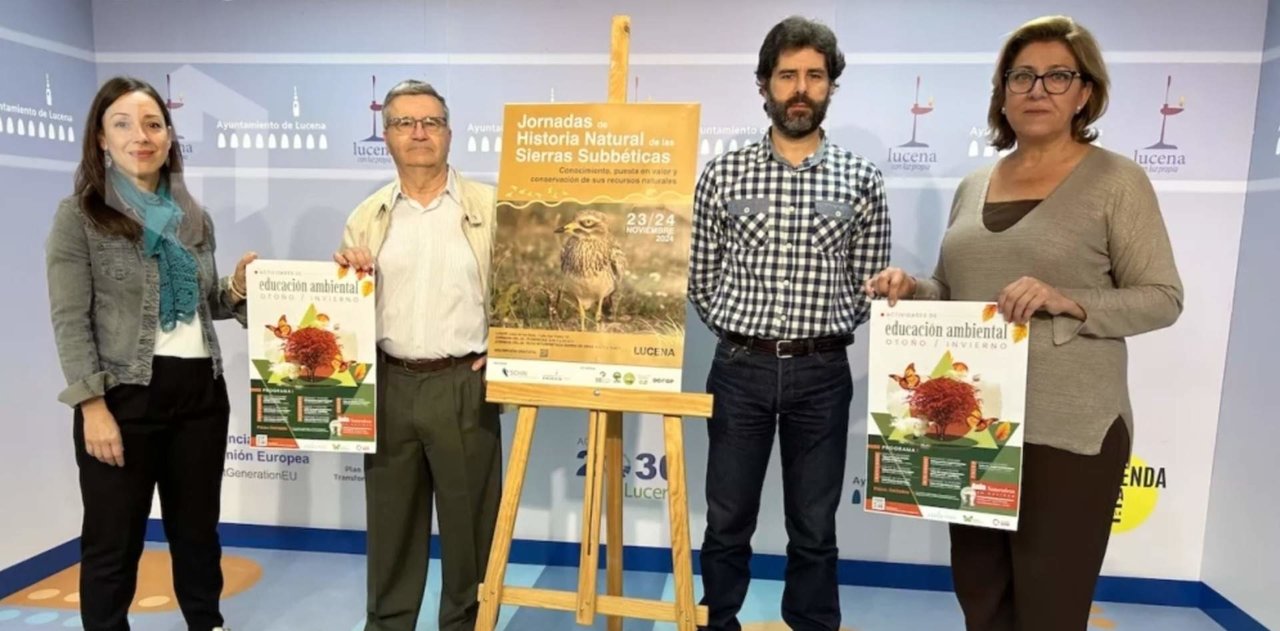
[1201,0,1280,626]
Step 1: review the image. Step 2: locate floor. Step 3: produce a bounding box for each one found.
[0,543,1227,630]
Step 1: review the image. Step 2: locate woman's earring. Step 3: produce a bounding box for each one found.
[104,150,112,169]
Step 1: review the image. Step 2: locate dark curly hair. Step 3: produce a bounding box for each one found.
[755,16,846,90]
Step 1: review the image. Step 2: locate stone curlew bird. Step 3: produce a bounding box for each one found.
[554,209,626,331]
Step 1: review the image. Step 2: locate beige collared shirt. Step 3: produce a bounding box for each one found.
[375,170,488,360]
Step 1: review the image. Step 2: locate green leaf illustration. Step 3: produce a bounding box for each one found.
[297,303,319,329]
[968,427,998,449]
[871,412,897,438]
[990,421,1021,447]
[985,442,1023,477]
[349,362,371,387]
[251,359,275,382]
[930,350,954,379]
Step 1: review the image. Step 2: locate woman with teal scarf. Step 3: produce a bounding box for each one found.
[45,77,257,631]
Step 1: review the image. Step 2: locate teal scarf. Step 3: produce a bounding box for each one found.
[109,168,200,332]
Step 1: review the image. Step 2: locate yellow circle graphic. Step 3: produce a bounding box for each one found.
[1112,454,1160,534]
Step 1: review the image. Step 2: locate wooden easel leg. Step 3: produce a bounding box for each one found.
[663,415,697,631]
[604,15,631,628]
[476,406,539,631]
[604,410,625,631]
[608,16,630,102]
[576,410,608,624]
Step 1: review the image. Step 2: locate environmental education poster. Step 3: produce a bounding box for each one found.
[247,260,376,453]
[866,301,1029,530]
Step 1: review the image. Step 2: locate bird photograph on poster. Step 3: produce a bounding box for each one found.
[490,200,690,334]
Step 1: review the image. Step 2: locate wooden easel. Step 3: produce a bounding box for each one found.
[474,15,711,631]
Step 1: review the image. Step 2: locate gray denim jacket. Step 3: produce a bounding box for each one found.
[45,195,247,407]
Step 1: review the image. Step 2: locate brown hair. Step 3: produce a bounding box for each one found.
[74,76,201,240]
[987,16,1109,150]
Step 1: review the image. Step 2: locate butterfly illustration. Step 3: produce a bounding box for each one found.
[265,315,292,339]
[890,363,920,390]
[967,407,998,432]
[331,357,351,373]
[993,422,1013,442]
[351,363,369,381]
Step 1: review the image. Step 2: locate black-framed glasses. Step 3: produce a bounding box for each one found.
[386,115,448,133]
[1004,69,1084,95]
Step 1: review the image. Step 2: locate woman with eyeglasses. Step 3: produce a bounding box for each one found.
[45,76,255,631]
[864,16,1183,631]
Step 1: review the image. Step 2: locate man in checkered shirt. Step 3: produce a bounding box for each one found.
[689,15,891,631]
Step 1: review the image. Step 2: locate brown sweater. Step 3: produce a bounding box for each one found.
[913,146,1183,455]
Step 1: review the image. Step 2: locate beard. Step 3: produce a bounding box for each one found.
[765,92,830,139]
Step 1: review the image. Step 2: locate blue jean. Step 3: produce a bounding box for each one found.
[699,338,853,631]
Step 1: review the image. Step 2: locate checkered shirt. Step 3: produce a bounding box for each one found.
[688,132,891,340]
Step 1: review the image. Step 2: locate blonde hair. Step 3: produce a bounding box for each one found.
[988,15,1109,150]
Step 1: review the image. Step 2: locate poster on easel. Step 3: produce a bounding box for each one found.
[246,259,377,453]
[865,300,1029,530]
[485,102,701,392]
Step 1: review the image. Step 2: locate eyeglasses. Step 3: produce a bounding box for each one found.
[1004,69,1084,95]
[386,116,448,133]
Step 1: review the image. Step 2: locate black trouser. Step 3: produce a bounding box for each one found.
[949,419,1131,631]
[74,356,230,631]
[363,357,503,631]
[699,339,853,631]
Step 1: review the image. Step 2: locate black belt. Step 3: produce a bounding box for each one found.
[379,350,484,372]
[721,331,853,358]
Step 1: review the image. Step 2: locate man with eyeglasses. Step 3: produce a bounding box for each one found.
[334,79,501,631]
